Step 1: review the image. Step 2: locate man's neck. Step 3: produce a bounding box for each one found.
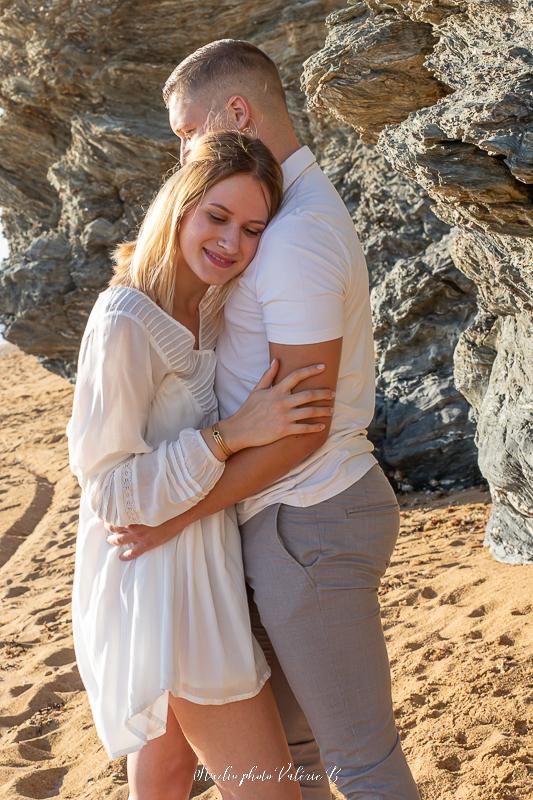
[255,123,301,165]
[275,139,301,165]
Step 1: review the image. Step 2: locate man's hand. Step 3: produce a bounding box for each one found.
[105,518,182,561]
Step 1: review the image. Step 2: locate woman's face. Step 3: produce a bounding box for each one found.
[178,173,271,287]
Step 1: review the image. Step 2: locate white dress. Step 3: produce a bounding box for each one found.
[67,285,270,759]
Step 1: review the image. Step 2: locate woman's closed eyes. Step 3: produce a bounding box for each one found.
[207,212,264,237]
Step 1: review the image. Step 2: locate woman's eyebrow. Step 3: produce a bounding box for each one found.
[208,202,266,225]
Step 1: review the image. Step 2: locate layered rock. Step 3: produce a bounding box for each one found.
[0,0,482,492]
[0,0,343,377]
[312,126,480,488]
[304,0,533,561]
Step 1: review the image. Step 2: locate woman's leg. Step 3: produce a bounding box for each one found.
[169,682,302,800]
[127,704,198,800]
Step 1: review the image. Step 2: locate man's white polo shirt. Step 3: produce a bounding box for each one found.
[215,146,377,524]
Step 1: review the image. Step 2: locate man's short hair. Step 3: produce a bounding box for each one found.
[163,39,286,109]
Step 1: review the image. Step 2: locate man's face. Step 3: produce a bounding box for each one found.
[169,92,220,165]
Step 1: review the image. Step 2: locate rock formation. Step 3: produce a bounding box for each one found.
[303,0,533,562]
[0,0,482,495]
[0,0,343,376]
[313,126,480,490]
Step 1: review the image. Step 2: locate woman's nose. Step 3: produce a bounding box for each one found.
[217,227,240,254]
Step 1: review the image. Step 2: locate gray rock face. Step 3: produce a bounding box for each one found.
[0,0,343,376]
[304,3,449,142]
[303,0,533,562]
[312,126,480,489]
[0,0,481,494]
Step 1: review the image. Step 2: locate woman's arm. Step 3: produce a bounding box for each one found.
[105,338,342,559]
[68,313,226,528]
[68,314,334,529]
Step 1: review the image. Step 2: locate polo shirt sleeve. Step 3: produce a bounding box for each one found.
[255,211,348,345]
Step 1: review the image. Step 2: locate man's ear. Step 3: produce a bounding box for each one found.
[226,95,252,131]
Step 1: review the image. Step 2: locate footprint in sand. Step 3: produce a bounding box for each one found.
[425,700,448,718]
[10,684,32,698]
[404,640,424,651]
[43,648,75,668]
[15,729,53,750]
[35,610,60,626]
[0,474,54,569]
[423,643,454,661]
[511,605,531,616]
[30,597,70,617]
[16,742,52,762]
[436,754,461,772]
[513,719,528,736]
[4,585,30,598]
[439,590,460,605]
[56,535,76,550]
[16,766,68,799]
[409,692,427,707]
[49,666,83,693]
[400,589,420,606]
[468,605,487,618]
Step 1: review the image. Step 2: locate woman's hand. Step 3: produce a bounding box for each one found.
[217,359,335,453]
[105,518,181,561]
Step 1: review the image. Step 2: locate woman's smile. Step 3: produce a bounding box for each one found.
[202,246,237,269]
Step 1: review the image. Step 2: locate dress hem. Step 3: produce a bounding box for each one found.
[163,665,271,706]
[104,667,271,759]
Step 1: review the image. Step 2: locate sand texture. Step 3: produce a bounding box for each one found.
[0,349,531,800]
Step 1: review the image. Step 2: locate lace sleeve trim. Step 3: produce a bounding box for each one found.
[121,460,140,524]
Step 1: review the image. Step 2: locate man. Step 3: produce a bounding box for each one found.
[108,39,420,799]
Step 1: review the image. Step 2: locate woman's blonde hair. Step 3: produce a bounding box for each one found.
[110,131,283,314]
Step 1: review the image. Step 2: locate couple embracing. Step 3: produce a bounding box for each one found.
[67,39,420,800]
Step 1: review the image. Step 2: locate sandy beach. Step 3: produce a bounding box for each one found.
[0,348,531,800]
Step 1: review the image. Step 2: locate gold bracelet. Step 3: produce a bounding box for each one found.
[211,424,233,458]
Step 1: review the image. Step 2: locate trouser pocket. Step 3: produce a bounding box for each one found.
[275,503,322,570]
[311,497,400,589]
[346,501,399,517]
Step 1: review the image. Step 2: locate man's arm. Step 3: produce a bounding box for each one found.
[184,337,342,515]
[107,338,342,559]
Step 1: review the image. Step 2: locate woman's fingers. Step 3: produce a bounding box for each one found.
[276,363,326,392]
[287,388,335,407]
[104,522,125,533]
[106,521,180,559]
[289,405,333,420]
[287,422,327,434]
[107,531,147,559]
[253,358,279,391]
[106,530,142,547]
[119,544,146,561]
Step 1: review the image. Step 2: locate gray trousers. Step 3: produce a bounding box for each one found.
[241,464,420,800]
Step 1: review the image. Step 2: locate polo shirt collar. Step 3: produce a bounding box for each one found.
[281,146,316,192]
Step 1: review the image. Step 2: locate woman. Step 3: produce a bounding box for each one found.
[67,132,334,800]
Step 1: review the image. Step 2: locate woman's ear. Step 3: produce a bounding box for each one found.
[226,95,252,131]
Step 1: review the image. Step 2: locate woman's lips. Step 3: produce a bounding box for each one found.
[203,247,236,269]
